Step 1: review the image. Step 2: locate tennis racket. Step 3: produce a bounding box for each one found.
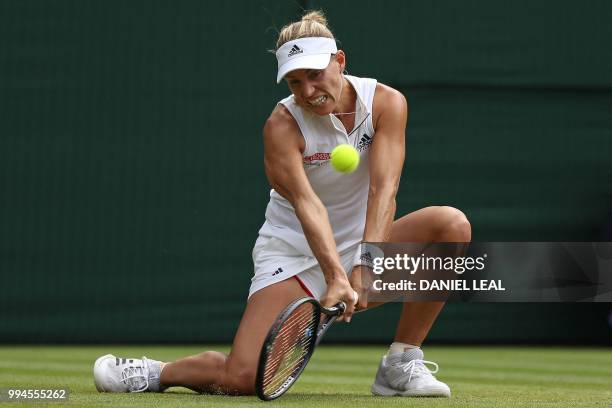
[255,297,346,401]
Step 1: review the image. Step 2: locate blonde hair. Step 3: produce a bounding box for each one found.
[276,10,335,50]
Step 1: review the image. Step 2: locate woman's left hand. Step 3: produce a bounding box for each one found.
[349,266,373,311]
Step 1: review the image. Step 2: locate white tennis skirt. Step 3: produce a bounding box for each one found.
[249,235,358,300]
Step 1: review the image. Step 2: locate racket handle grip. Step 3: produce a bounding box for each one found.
[321,302,346,315]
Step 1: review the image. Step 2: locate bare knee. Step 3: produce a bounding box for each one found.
[220,366,256,395]
[436,206,471,242]
[191,351,229,390]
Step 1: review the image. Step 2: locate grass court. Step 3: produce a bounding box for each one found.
[1,345,611,407]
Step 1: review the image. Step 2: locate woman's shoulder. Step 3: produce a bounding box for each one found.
[265,103,297,132]
[263,104,303,149]
[372,82,408,128]
[267,91,307,129]
[374,82,407,106]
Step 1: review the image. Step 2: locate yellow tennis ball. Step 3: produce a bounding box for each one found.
[330,144,360,173]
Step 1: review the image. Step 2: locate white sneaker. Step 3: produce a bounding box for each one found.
[371,348,451,397]
[93,354,163,393]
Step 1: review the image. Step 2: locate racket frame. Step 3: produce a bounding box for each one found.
[255,297,345,401]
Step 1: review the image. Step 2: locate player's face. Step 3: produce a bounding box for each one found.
[284,52,346,115]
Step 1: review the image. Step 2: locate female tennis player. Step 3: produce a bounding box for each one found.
[93,11,470,397]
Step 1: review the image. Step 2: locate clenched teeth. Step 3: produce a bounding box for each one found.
[308,95,327,106]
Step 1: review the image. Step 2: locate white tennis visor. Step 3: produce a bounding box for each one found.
[276,37,337,83]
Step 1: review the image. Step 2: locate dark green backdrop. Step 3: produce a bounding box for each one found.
[1,1,611,343]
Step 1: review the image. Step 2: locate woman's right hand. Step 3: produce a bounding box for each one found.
[320,276,358,323]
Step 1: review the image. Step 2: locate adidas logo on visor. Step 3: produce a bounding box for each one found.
[288,44,303,57]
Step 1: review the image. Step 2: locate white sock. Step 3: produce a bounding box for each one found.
[388,342,419,356]
[157,362,168,392]
[145,359,166,392]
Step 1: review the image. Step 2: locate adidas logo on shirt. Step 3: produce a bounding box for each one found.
[357,133,373,151]
[288,45,303,57]
[272,267,284,276]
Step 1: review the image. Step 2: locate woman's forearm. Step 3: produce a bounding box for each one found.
[293,197,347,283]
[363,185,398,242]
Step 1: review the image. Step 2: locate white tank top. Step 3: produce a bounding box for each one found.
[258,75,378,257]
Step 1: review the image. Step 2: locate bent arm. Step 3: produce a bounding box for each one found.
[263,107,346,284]
[363,85,408,242]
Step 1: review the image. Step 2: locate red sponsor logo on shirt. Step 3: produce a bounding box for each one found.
[303,152,331,163]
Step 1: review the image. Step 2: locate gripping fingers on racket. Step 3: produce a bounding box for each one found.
[336,290,359,322]
[321,301,346,316]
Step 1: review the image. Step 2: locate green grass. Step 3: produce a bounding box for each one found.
[1,345,611,407]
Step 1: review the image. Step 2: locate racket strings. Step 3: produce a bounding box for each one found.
[261,303,318,394]
[265,304,314,359]
[263,333,312,391]
[262,310,315,383]
[263,320,315,384]
[262,333,310,380]
[262,326,315,393]
[262,309,314,376]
